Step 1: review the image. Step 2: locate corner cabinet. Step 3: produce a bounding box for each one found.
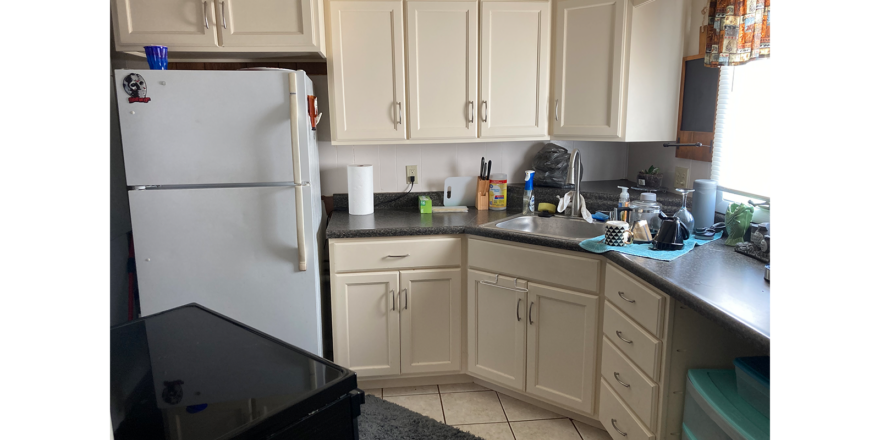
[111,0,326,56]
[550,0,687,141]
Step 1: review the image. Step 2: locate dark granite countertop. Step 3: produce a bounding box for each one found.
[327,208,770,351]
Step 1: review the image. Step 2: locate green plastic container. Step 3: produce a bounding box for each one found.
[682,370,769,440]
[419,195,432,214]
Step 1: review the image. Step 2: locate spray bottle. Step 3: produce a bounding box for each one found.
[523,170,535,215]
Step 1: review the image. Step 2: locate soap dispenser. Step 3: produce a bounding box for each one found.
[617,186,630,222]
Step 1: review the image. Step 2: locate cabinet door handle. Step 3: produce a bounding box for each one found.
[611,419,627,437]
[618,291,636,303]
[397,102,402,125]
[481,101,488,122]
[403,288,408,310]
[555,99,559,121]
[386,254,410,258]
[391,289,396,311]
[221,1,227,29]
[516,298,522,321]
[616,330,633,344]
[469,101,474,123]
[614,372,631,388]
[203,1,210,29]
[528,301,534,325]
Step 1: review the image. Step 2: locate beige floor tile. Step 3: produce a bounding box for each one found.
[573,420,613,440]
[384,394,445,423]
[439,382,488,393]
[362,388,382,399]
[509,419,583,440]
[453,423,515,440]
[441,391,507,425]
[383,385,439,397]
[497,393,566,422]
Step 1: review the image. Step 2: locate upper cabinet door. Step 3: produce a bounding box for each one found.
[328,1,407,141]
[400,268,462,374]
[215,0,318,49]
[479,1,550,139]
[406,1,478,140]
[551,0,626,137]
[112,0,219,48]
[526,282,599,415]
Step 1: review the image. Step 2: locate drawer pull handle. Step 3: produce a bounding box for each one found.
[386,254,410,258]
[614,372,630,388]
[528,301,535,325]
[611,419,627,437]
[616,331,633,344]
[618,291,636,303]
[516,298,522,321]
[391,289,396,311]
[479,274,529,293]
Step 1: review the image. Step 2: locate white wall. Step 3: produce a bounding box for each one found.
[624,0,712,190]
[311,76,628,196]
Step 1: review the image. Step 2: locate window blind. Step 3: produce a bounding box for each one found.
[710,62,771,201]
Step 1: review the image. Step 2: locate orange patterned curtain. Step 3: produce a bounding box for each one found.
[705,0,770,67]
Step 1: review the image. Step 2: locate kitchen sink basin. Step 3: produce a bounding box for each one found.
[487,214,606,240]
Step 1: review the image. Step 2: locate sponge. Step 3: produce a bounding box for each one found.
[537,203,556,214]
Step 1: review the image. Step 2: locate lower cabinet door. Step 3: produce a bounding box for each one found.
[467,269,527,390]
[332,271,400,377]
[526,282,599,414]
[400,268,462,374]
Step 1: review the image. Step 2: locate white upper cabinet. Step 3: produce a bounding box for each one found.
[112,0,219,48]
[406,1,479,140]
[112,0,325,55]
[328,1,407,141]
[215,0,320,49]
[551,0,625,137]
[479,1,551,139]
[550,0,686,141]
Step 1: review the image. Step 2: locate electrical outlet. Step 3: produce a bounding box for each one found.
[674,166,689,189]
[405,165,419,184]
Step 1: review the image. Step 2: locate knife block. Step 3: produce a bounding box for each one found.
[475,178,490,211]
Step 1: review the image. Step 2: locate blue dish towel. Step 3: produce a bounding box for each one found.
[579,232,723,261]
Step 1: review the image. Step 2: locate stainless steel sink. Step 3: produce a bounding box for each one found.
[486,214,606,240]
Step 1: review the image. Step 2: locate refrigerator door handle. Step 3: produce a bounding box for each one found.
[289,73,309,272]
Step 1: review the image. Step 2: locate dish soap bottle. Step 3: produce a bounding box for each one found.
[617,186,630,222]
[523,170,535,215]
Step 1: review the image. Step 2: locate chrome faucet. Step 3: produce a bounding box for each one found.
[565,149,582,218]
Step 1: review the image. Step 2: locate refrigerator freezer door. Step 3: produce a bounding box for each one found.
[128,186,322,354]
[116,70,296,186]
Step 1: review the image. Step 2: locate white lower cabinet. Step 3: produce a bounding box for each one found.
[526,282,599,414]
[332,271,401,377]
[400,268,462,374]
[332,267,461,378]
[467,269,527,390]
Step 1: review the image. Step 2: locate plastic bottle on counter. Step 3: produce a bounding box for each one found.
[617,186,630,222]
[522,170,535,215]
[489,173,508,211]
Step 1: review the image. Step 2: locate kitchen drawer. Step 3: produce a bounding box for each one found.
[605,264,666,338]
[603,303,662,381]
[601,336,659,431]
[599,379,655,440]
[331,237,461,272]
[468,238,600,292]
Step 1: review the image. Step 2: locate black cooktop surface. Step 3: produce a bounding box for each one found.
[111,304,354,440]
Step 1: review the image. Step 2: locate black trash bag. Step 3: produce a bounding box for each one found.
[532,143,574,188]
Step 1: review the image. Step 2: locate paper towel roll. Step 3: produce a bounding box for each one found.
[347,164,374,215]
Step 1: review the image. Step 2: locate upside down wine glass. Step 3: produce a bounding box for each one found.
[674,188,695,235]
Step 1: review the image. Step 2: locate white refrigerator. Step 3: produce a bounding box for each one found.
[115,69,325,356]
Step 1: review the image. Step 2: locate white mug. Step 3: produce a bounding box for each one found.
[605,221,634,246]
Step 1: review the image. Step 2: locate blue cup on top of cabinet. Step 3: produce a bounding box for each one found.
[144,45,168,70]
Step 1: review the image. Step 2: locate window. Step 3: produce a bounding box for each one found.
[711,61,771,210]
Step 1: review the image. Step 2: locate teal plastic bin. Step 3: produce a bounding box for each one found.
[734,356,770,418]
[682,370,770,440]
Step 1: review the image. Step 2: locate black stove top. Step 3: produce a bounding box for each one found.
[111,304,356,440]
